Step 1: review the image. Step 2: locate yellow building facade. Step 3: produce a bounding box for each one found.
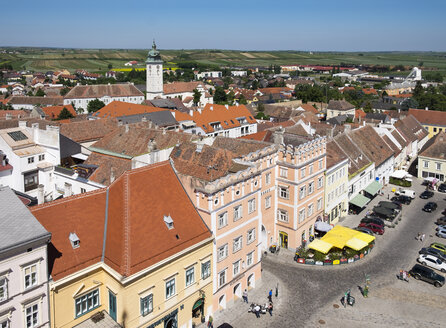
[324,159,349,225]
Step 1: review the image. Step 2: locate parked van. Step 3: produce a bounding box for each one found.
[395,189,416,199]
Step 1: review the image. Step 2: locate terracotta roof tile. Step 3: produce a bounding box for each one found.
[299,104,318,114]
[326,139,348,169]
[41,105,76,119]
[84,152,131,186]
[163,82,202,95]
[408,108,446,127]
[31,162,212,280]
[8,96,63,106]
[93,101,167,119]
[327,100,355,111]
[419,131,446,159]
[60,118,118,143]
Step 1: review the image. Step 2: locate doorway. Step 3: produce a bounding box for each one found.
[247,273,255,289]
[279,231,288,249]
[233,283,242,300]
[108,290,116,321]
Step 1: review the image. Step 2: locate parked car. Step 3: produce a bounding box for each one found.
[354,227,374,235]
[360,217,385,226]
[437,228,446,239]
[358,222,384,235]
[409,264,445,287]
[419,247,446,261]
[420,190,435,199]
[438,183,446,193]
[418,254,446,273]
[437,225,446,231]
[423,202,438,212]
[436,217,446,225]
[378,201,402,210]
[391,195,412,205]
[395,189,416,199]
[430,242,446,255]
[442,209,446,215]
[373,206,397,219]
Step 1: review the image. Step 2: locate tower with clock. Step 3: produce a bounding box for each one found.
[146,40,163,99]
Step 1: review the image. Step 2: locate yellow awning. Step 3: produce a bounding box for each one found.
[320,235,346,249]
[346,237,369,251]
[354,232,375,244]
[308,239,333,254]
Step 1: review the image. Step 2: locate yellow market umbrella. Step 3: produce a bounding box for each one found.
[308,239,333,254]
[346,237,369,251]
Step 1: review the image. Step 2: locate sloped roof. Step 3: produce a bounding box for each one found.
[8,96,63,106]
[83,152,131,186]
[419,131,446,160]
[394,114,427,143]
[332,133,371,175]
[298,103,318,114]
[326,140,348,169]
[60,118,118,143]
[409,108,446,126]
[42,105,77,119]
[213,136,271,158]
[93,101,167,119]
[31,161,212,280]
[163,81,201,94]
[327,100,355,111]
[64,84,143,99]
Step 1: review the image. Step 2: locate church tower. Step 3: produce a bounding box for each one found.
[146,40,163,100]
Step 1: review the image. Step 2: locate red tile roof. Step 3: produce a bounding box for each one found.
[41,105,77,119]
[93,101,167,119]
[362,88,378,95]
[355,109,366,119]
[163,82,202,95]
[64,84,143,99]
[298,104,318,114]
[60,118,118,143]
[408,108,446,127]
[31,161,212,280]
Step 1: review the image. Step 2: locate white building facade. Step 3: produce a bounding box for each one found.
[146,41,164,100]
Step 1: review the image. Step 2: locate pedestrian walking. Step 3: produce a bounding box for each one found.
[387,194,390,200]
[242,289,248,303]
[268,289,273,302]
[254,305,261,318]
[421,233,425,242]
[208,315,213,328]
[268,302,273,316]
[417,232,421,240]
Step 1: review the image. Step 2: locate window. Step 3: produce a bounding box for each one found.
[24,264,37,289]
[185,267,195,287]
[24,170,39,192]
[247,228,256,244]
[247,252,254,267]
[301,167,306,178]
[279,167,288,178]
[75,289,99,317]
[25,304,39,328]
[423,161,429,168]
[80,188,86,194]
[299,209,305,223]
[308,182,314,194]
[308,204,314,216]
[165,278,175,299]
[299,186,306,199]
[38,154,45,161]
[140,294,153,316]
[201,260,211,280]
[436,162,442,170]
[278,186,289,199]
[319,159,323,169]
[233,205,242,221]
[433,127,437,132]
[317,177,323,189]
[309,164,313,175]
[278,209,288,223]
[218,270,226,287]
[248,198,256,214]
[218,212,228,229]
[0,320,9,328]
[317,198,323,210]
[217,244,228,261]
[265,172,271,185]
[28,157,34,164]
[233,236,243,253]
[233,260,240,276]
[265,196,271,209]
[0,277,7,301]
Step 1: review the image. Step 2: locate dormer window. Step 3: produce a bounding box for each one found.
[69,232,80,249]
[164,215,174,230]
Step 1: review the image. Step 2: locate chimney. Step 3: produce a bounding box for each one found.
[398,108,400,113]
[37,184,44,205]
[344,124,351,133]
[125,124,129,133]
[110,167,116,184]
[189,109,194,116]
[5,113,12,120]
[197,108,202,114]
[64,182,73,197]
[196,143,203,153]
[273,127,284,145]
[149,121,153,129]
[163,128,166,135]
[170,111,176,118]
[225,104,229,109]
[425,107,428,111]
[148,138,157,152]
[32,123,39,143]
[141,116,147,122]
[210,106,213,111]
[18,121,27,128]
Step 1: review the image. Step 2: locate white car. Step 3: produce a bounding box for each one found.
[395,189,416,199]
[418,254,446,273]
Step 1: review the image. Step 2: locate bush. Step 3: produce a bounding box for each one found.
[389,177,411,187]
[328,251,342,261]
[345,248,359,258]
[313,251,327,262]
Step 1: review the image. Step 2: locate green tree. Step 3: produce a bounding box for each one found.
[60,87,70,96]
[87,98,106,113]
[35,88,45,97]
[193,88,201,106]
[108,63,113,70]
[363,101,373,113]
[57,107,74,120]
[238,94,247,105]
[213,87,227,104]
[401,98,419,110]
[257,102,265,112]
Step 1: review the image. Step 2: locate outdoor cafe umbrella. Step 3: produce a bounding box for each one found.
[314,221,333,232]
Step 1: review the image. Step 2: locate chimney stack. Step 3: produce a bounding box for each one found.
[64,182,73,197]
[273,127,284,145]
[110,167,116,184]
[189,109,194,116]
[125,124,129,133]
[37,184,44,205]
[425,107,429,111]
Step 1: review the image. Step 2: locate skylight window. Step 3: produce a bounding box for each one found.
[164,215,174,230]
[7,131,28,141]
[69,232,80,249]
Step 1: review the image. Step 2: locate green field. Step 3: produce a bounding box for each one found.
[1,47,446,72]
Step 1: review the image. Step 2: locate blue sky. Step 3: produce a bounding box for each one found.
[1,0,445,51]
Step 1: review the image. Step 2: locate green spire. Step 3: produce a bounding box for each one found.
[146,39,161,63]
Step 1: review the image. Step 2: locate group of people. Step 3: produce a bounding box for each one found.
[416,232,426,242]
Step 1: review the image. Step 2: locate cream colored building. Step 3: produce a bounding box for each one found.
[324,156,349,225]
[418,131,446,182]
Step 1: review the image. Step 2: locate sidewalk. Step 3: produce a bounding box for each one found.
[201,264,286,328]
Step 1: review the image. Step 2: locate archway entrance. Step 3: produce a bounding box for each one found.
[164,316,177,328]
[233,283,241,300]
[247,273,255,289]
[279,231,288,249]
[192,298,205,326]
[218,294,226,310]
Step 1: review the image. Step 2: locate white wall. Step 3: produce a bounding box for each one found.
[64,96,145,114]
